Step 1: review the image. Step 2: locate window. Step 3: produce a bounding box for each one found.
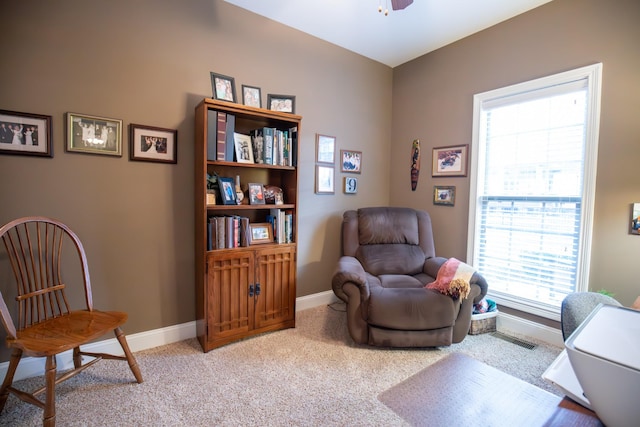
[468,64,602,320]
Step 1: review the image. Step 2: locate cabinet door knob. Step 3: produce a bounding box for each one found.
[249,284,254,297]
[255,283,261,296]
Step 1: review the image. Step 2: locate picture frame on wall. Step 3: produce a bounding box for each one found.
[249,223,274,245]
[433,185,456,206]
[344,177,358,194]
[210,72,236,103]
[316,134,335,164]
[630,202,640,235]
[267,94,296,113]
[129,124,177,164]
[0,109,53,158]
[315,165,335,194]
[340,149,362,173]
[242,84,261,108]
[432,144,469,177]
[217,176,238,205]
[66,112,122,156]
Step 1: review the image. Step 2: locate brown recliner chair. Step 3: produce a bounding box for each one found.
[332,207,488,347]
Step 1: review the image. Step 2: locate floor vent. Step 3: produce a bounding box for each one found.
[491,332,538,350]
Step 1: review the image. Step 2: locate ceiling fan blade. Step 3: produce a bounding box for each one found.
[391,0,413,10]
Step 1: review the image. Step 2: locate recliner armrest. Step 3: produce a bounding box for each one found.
[332,256,369,302]
[423,256,448,278]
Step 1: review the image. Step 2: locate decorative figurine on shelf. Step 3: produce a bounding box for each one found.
[206,174,217,205]
[235,175,244,204]
[411,139,420,191]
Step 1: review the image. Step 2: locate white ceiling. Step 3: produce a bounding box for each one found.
[224,0,552,68]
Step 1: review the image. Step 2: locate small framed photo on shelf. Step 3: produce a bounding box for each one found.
[316,134,335,164]
[315,165,335,194]
[248,182,266,205]
[344,177,358,194]
[242,85,261,108]
[210,72,236,103]
[66,112,122,156]
[433,186,456,206]
[340,149,362,173]
[217,176,237,205]
[233,132,254,163]
[432,144,468,177]
[249,223,273,245]
[129,124,177,164]
[0,109,53,157]
[267,94,296,113]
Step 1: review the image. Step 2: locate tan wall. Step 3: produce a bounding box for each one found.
[391,0,640,313]
[0,0,392,360]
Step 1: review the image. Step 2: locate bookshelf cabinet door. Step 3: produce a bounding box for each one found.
[254,245,296,330]
[206,250,255,342]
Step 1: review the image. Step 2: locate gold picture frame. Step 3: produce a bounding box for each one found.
[66,112,122,156]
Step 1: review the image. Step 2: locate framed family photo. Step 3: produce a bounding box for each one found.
[242,85,261,108]
[432,144,468,177]
[0,109,53,157]
[217,176,237,205]
[210,72,236,103]
[267,94,296,113]
[340,149,362,173]
[129,124,177,163]
[249,223,273,245]
[233,132,254,163]
[66,112,122,156]
[433,186,456,206]
[248,182,266,205]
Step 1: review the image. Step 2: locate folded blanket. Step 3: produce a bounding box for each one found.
[425,257,473,300]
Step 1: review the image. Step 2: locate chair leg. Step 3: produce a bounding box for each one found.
[72,346,82,369]
[0,348,22,412]
[114,327,143,383]
[43,355,56,427]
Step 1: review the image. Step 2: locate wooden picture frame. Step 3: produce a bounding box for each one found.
[233,132,254,163]
[210,72,236,103]
[432,144,469,177]
[340,149,362,173]
[248,182,266,205]
[267,94,296,113]
[0,109,53,157]
[344,177,358,194]
[129,124,177,164]
[315,165,335,194]
[218,176,237,205]
[242,85,261,108]
[249,223,273,245]
[316,134,335,164]
[66,112,122,156]
[433,186,456,206]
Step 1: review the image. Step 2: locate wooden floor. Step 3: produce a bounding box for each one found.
[378,353,602,427]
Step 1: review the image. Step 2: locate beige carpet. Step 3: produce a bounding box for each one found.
[0,304,563,426]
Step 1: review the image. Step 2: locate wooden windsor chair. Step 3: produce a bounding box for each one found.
[0,216,143,426]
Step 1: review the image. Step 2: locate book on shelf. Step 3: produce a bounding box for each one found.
[263,127,274,165]
[225,114,235,161]
[269,208,286,244]
[289,126,298,167]
[208,216,250,250]
[216,112,227,161]
[250,129,264,164]
[207,110,217,161]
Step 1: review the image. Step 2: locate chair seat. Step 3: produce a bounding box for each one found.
[10,310,128,357]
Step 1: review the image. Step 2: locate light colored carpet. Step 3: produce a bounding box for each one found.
[0,304,563,426]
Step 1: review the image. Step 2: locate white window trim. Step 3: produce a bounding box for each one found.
[467,63,603,321]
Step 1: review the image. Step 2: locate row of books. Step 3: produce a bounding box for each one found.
[206,209,294,251]
[206,109,297,167]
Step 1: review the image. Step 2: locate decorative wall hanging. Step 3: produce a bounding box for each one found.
[631,203,640,235]
[66,112,122,157]
[433,186,455,206]
[411,139,420,191]
[315,165,335,194]
[0,109,52,157]
[129,124,177,164]
[344,177,358,194]
[432,144,468,177]
[340,150,362,173]
[316,134,335,164]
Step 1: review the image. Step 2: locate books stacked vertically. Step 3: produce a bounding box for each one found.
[206,110,236,161]
[266,209,294,244]
[249,126,297,166]
[207,216,251,250]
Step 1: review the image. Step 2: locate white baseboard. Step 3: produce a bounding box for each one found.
[1,291,560,382]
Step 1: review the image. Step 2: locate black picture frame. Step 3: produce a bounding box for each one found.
[267,94,296,113]
[129,123,177,164]
[242,84,262,108]
[210,72,237,103]
[218,176,237,205]
[0,109,53,158]
[248,182,266,205]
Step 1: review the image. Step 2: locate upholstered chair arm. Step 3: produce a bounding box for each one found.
[423,256,448,278]
[469,271,488,304]
[332,256,369,302]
